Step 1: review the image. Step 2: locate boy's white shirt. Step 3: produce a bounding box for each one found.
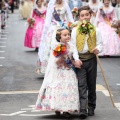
[71,27,103,53]
[68,42,80,61]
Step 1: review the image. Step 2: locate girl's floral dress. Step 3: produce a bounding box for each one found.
[35,42,80,112]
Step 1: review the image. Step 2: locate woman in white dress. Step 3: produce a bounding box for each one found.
[19,0,34,19]
[38,0,74,73]
[36,28,80,117]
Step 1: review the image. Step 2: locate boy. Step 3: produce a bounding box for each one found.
[71,6,102,119]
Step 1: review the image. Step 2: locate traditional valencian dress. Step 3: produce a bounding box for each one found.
[24,7,46,48]
[36,42,80,112]
[95,6,120,55]
[19,0,33,19]
[38,3,74,73]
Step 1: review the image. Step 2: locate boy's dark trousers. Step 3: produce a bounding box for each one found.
[76,56,97,111]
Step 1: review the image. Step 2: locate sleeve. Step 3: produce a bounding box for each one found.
[95,28,103,53]
[64,3,74,23]
[111,8,118,22]
[94,9,101,26]
[32,9,35,18]
[70,28,79,61]
[70,27,76,46]
[72,44,79,61]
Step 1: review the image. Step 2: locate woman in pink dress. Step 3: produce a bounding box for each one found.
[95,0,120,56]
[24,0,47,50]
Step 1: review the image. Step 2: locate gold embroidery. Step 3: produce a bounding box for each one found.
[76,26,96,53]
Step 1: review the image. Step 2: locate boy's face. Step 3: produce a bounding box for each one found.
[78,10,91,22]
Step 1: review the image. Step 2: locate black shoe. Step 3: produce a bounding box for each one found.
[79,109,88,119]
[55,111,61,116]
[35,48,38,52]
[63,112,71,118]
[1,25,5,29]
[88,107,94,116]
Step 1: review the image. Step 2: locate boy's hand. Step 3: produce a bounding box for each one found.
[93,48,99,54]
[74,60,82,68]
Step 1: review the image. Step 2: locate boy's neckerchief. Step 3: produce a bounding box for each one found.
[100,8,111,26]
[52,8,67,28]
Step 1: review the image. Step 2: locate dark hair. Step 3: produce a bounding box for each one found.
[77,6,91,16]
[56,28,69,42]
[36,0,42,4]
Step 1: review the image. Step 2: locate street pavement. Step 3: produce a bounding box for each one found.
[0,10,120,120]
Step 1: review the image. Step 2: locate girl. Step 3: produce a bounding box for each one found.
[95,0,120,56]
[38,0,74,73]
[24,0,47,50]
[36,28,80,117]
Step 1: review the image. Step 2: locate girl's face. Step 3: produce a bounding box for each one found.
[37,0,42,7]
[78,10,91,22]
[104,0,110,7]
[60,30,70,43]
[56,0,63,4]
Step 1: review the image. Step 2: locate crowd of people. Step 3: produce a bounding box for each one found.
[0,0,120,119]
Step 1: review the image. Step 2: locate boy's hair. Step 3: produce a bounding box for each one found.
[56,28,69,42]
[77,6,91,16]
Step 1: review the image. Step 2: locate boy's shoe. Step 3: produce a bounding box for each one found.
[63,112,71,118]
[55,111,61,116]
[79,109,88,119]
[35,48,38,52]
[88,107,95,116]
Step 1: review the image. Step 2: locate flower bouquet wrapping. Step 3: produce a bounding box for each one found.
[111,20,120,37]
[27,18,35,28]
[53,44,75,69]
